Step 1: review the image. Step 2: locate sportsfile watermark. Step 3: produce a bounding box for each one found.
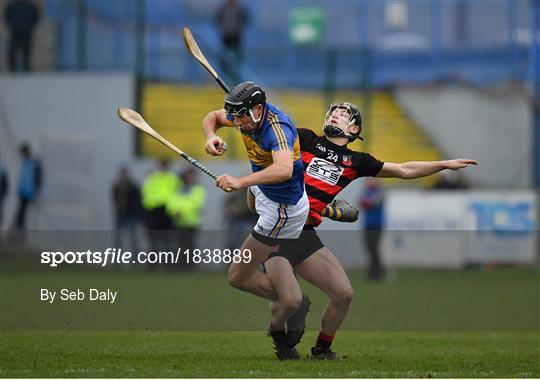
[40,248,252,268]
[2,229,538,331]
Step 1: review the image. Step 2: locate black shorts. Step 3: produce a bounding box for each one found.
[251,225,324,267]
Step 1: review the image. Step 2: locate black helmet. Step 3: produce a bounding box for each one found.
[322,102,363,141]
[224,81,266,117]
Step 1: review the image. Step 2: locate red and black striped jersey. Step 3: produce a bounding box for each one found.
[298,128,384,226]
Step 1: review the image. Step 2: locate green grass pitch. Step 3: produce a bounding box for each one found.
[1,331,538,377]
[1,264,539,377]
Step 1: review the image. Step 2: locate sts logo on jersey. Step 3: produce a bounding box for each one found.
[306,157,344,185]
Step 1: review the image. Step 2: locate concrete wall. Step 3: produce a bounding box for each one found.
[1,73,135,230]
[395,83,533,188]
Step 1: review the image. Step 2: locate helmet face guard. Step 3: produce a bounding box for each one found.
[323,102,363,141]
[225,103,262,132]
[224,81,266,132]
[224,102,250,118]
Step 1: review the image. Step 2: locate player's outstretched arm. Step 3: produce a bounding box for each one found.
[377,159,477,179]
[202,109,232,156]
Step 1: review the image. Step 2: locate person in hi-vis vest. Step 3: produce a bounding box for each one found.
[142,160,179,257]
[166,168,206,270]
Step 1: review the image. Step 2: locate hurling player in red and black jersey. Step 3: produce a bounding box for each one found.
[258,102,478,359]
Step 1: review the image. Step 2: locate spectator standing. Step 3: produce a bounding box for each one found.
[359,177,385,281]
[166,168,206,270]
[111,166,141,252]
[141,160,179,255]
[223,188,257,249]
[0,167,8,229]
[12,143,42,240]
[215,0,249,82]
[4,0,40,72]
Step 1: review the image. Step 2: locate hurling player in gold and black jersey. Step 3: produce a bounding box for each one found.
[203,81,313,361]
[252,102,478,359]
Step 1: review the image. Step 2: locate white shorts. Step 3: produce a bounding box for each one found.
[249,185,309,239]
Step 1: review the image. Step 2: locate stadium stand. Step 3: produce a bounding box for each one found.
[142,84,441,187]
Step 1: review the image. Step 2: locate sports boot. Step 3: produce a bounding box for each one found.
[310,346,342,360]
[268,329,301,360]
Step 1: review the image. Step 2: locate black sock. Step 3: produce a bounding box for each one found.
[269,323,286,340]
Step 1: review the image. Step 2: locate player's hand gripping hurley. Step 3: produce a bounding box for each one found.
[117,107,231,192]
